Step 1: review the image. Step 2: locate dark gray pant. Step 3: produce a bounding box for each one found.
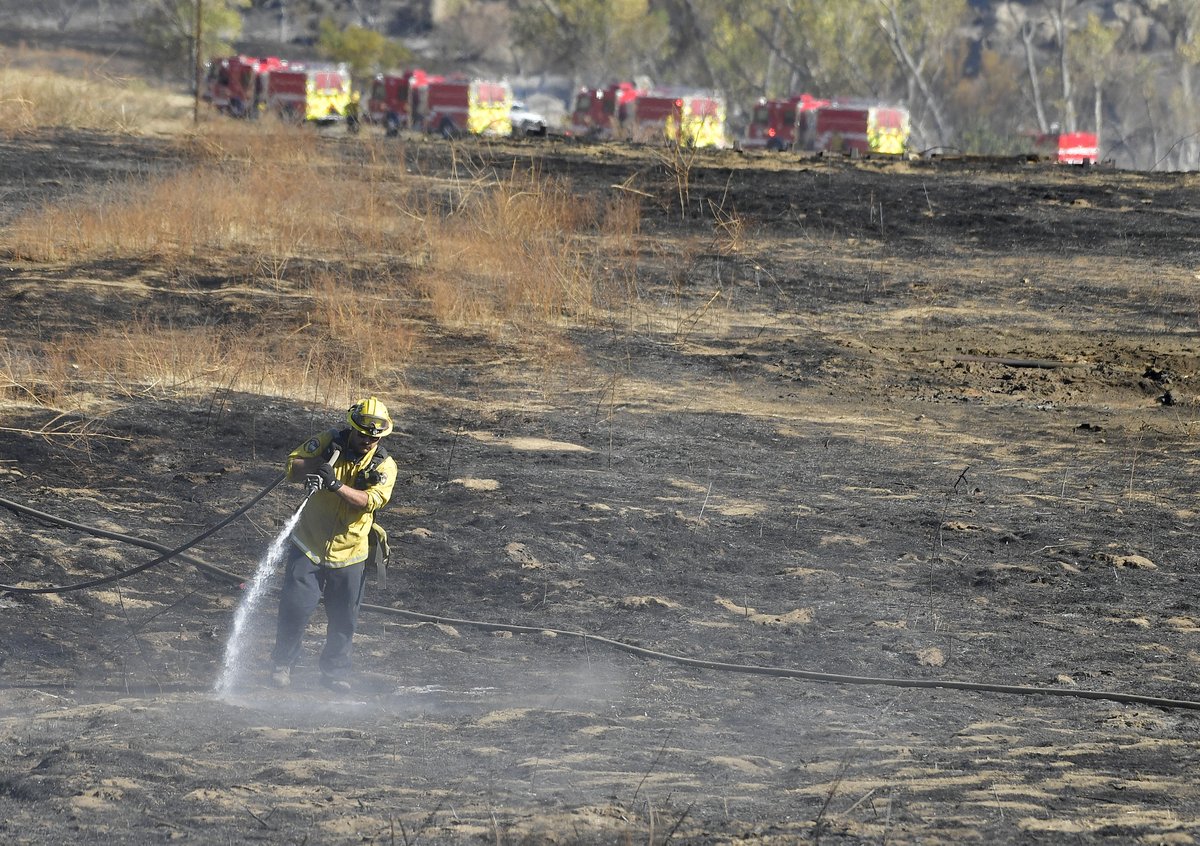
[271,546,366,681]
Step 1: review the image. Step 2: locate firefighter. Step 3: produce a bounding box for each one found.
[345,91,361,134]
[269,397,398,692]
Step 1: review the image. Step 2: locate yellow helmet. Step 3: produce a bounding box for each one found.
[347,396,393,437]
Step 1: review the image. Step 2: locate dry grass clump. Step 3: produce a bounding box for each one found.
[0,135,647,408]
[177,120,324,165]
[1,308,414,412]
[5,139,640,328]
[415,164,606,326]
[6,141,415,264]
[0,64,190,136]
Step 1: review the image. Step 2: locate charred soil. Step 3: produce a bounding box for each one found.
[3,129,1200,844]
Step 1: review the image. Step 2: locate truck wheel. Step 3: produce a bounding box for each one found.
[439,119,457,139]
[385,113,399,138]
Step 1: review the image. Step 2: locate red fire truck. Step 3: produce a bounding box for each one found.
[1030,131,1099,164]
[796,102,910,155]
[569,82,726,147]
[568,82,643,139]
[256,63,353,125]
[741,93,828,151]
[204,55,285,117]
[367,69,442,136]
[415,76,512,137]
[623,89,727,147]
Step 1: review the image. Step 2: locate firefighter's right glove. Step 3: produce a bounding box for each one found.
[314,462,343,492]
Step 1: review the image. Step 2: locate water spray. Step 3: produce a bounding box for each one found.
[213,448,338,696]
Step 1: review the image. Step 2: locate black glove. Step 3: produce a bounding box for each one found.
[314,462,342,491]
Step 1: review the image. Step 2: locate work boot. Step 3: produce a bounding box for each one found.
[321,674,351,693]
[270,666,291,688]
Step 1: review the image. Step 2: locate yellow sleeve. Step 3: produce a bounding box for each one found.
[287,432,333,483]
[364,456,399,512]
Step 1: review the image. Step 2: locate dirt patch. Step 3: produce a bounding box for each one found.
[3,132,1200,844]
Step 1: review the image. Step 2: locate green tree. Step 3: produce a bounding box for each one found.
[510,0,669,82]
[946,44,1026,155]
[798,0,899,96]
[875,0,968,148]
[140,0,249,83]
[700,1,789,124]
[675,0,897,124]
[317,19,413,80]
[1047,0,1083,133]
[1067,12,1118,149]
[1155,0,1200,168]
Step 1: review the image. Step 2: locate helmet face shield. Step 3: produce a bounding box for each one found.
[351,412,390,437]
[347,397,393,437]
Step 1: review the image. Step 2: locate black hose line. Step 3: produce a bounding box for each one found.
[4,486,1200,711]
[366,606,1200,712]
[0,475,285,595]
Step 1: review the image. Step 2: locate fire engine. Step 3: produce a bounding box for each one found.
[569,82,727,147]
[626,90,727,148]
[795,102,910,155]
[367,69,442,136]
[415,76,512,137]
[568,82,643,139]
[204,55,284,117]
[741,93,828,151]
[1030,131,1099,164]
[256,63,354,124]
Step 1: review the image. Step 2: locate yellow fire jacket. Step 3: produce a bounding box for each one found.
[287,429,398,567]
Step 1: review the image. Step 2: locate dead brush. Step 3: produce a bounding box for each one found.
[0,64,187,135]
[40,319,392,407]
[3,148,417,265]
[653,137,702,222]
[306,270,416,379]
[706,173,746,256]
[0,340,79,409]
[1,138,640,407]
[176,118,321,166]
[413,161,604,329]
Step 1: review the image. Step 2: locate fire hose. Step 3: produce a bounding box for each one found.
[3,486,1200,712]
[0,476,285,595]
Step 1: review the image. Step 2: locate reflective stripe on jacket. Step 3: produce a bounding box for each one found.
[287,429,397,567]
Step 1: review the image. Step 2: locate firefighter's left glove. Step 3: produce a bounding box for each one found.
[314,462,343,492]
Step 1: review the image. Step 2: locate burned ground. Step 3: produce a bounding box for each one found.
[3,130,1200,844]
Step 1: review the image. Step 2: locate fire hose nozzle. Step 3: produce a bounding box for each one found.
[301,447,340,499]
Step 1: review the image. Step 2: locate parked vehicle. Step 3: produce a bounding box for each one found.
[796,102,910,155]
[623,89,727,148]
[509,100,548,137]
[367,69,441,136]
[416,76,512,137]
[256,63,354,125]
[568,81,643,139]
[569,82,727,147]
[1030,131,1099,164]
[741,93,828,151]
[204,55,285,117]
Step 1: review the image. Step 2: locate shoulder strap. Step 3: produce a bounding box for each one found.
[367,442,390,472]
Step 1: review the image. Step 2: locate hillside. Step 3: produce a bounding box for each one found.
[2,109,1200,845]
[4,0,1196,172]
